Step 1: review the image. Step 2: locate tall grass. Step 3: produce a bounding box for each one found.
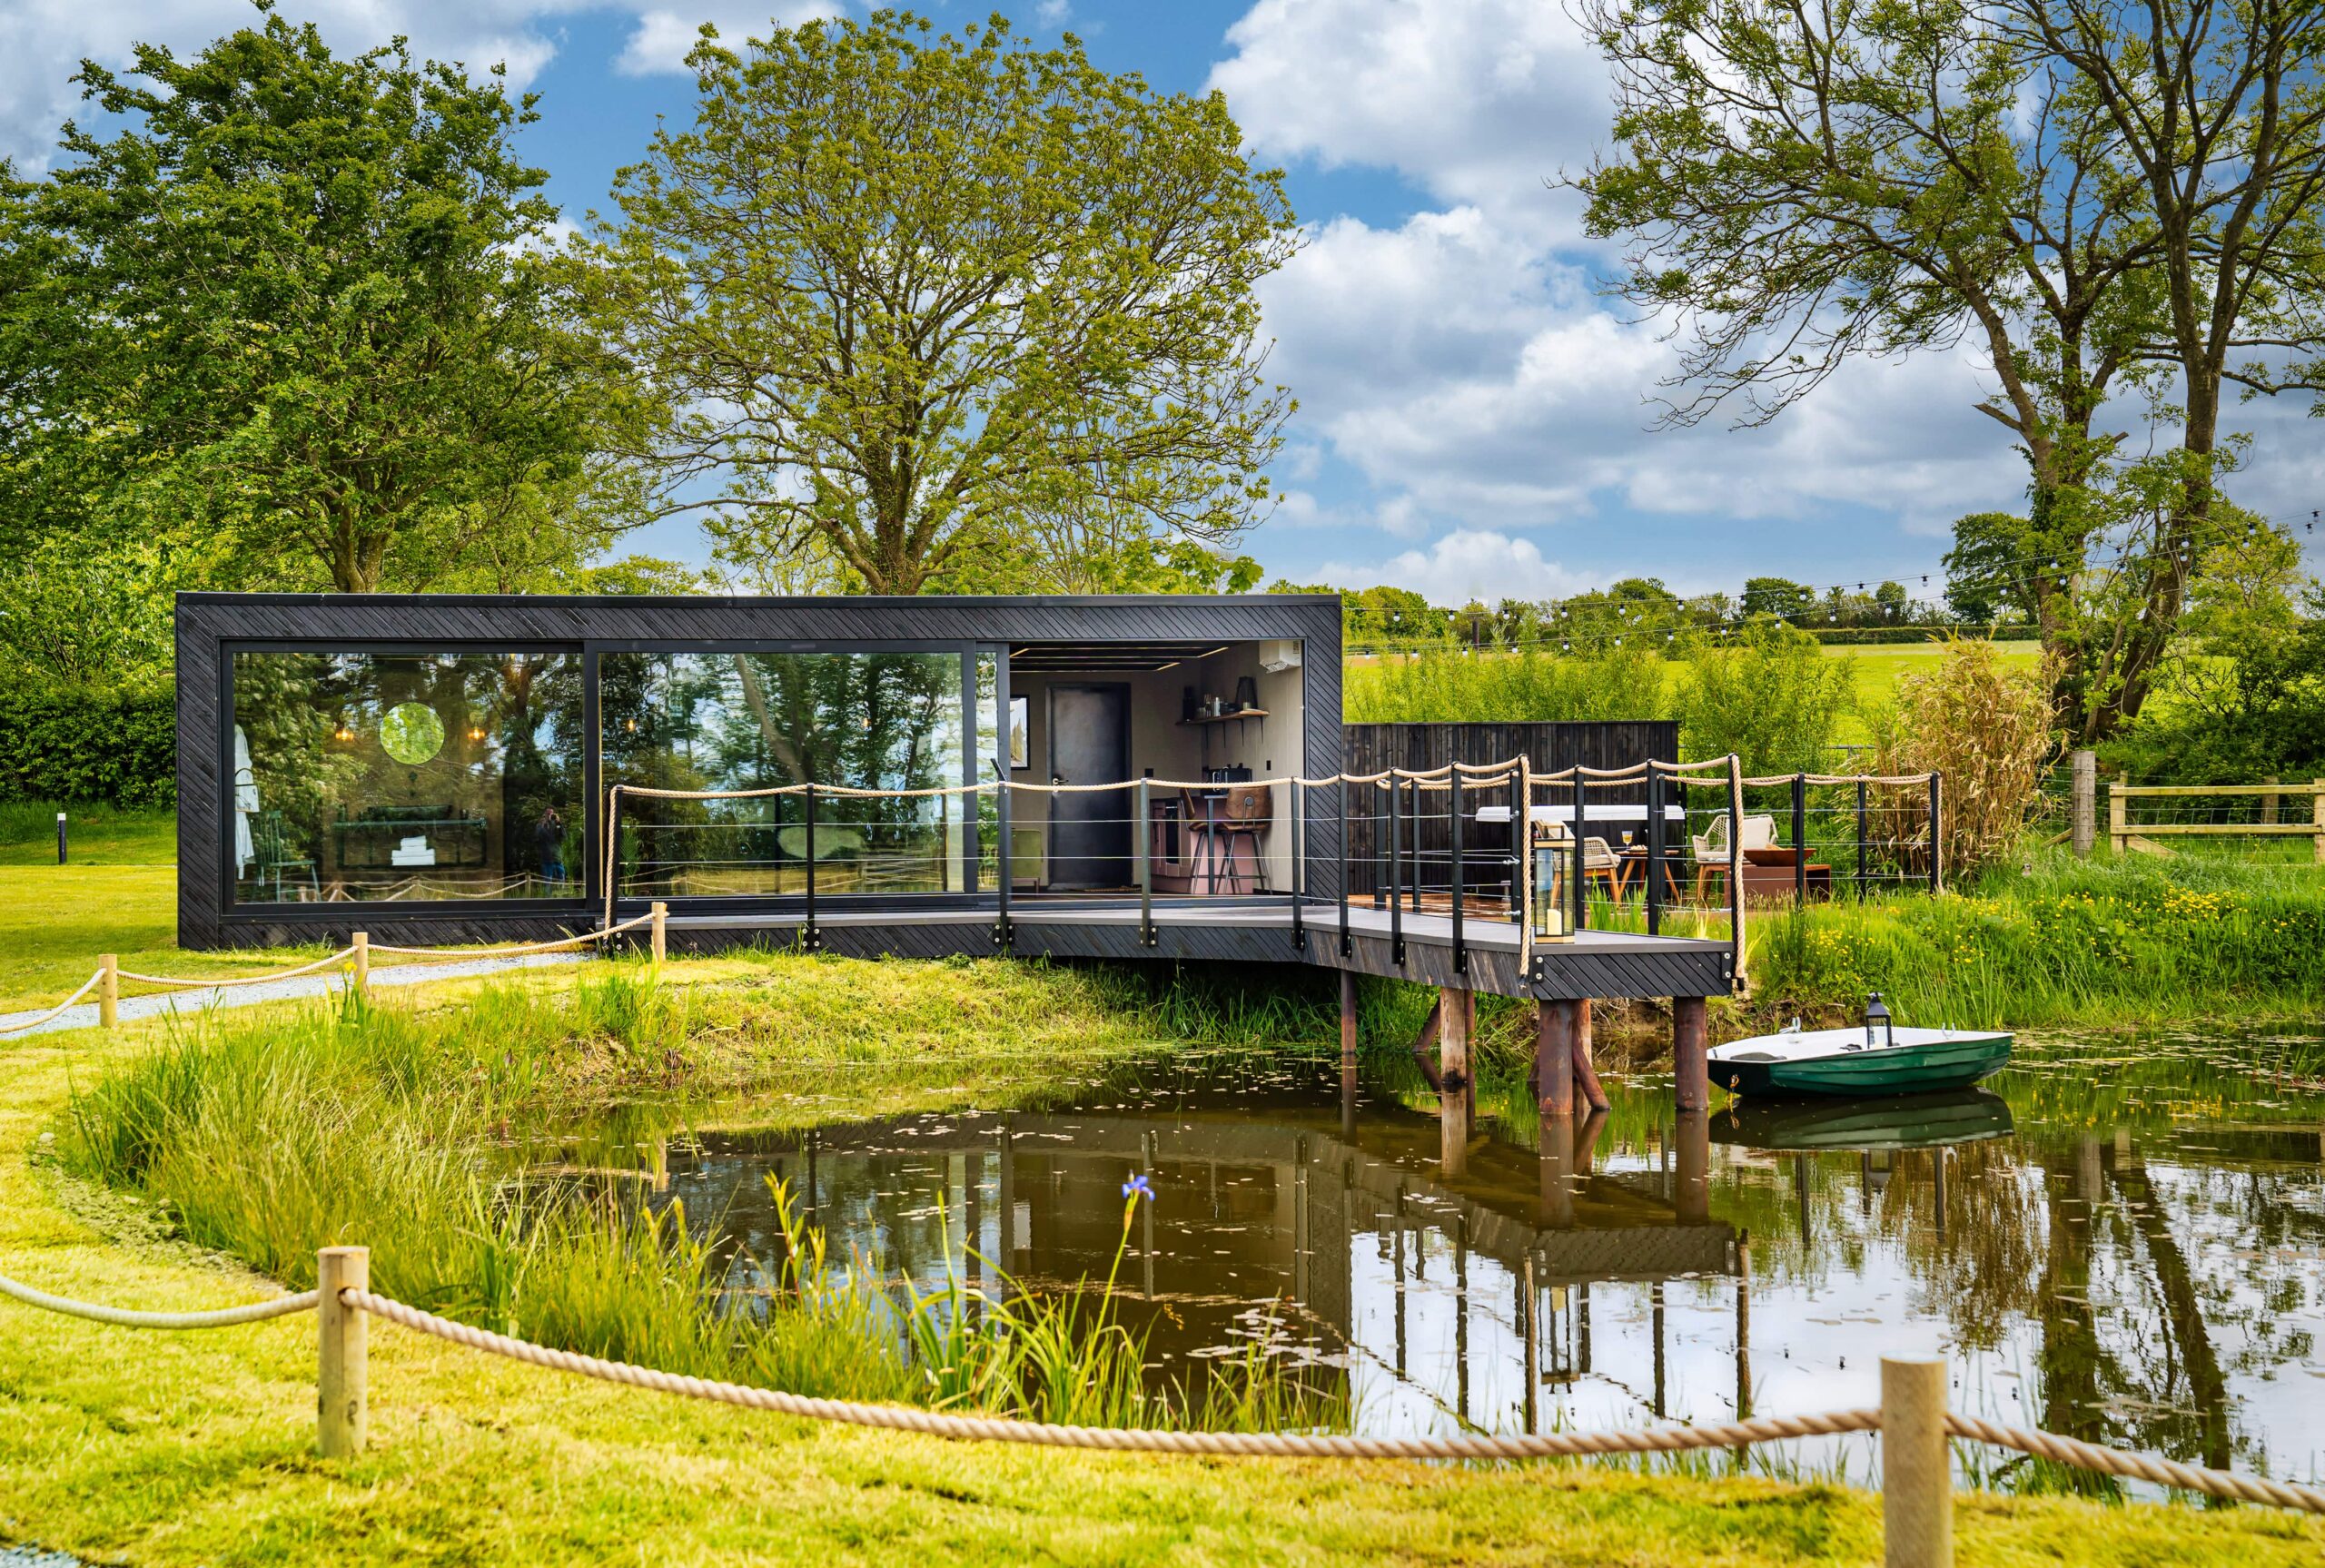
[58,973,1341,1430]
[1747,849,2325,1029]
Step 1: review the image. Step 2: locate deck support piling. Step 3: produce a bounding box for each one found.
[1538,1108,1575,1228]
[1676,1109,1710,1226]
[1573,998,1610,1112]
[1537,1000,1577,1119]
[1410,998,1444,1091]
[1439,986,1471,1177]
[1673,996,1709,1113]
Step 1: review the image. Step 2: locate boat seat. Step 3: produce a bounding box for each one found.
[1723,1051,1784,1061]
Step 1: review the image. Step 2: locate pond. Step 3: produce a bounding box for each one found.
[579,1031,2325,1489]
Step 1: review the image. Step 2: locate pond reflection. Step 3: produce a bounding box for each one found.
[574,1031,2325,1489]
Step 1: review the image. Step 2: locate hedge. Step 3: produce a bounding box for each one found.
[0,684,176,806]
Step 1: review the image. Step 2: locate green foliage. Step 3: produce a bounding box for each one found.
[1944,513,2036,626]
[1740,577,1815,622]
[22,9,650,594]
[2106,551,2325,784]
[596,10,1296,594]
[0,684,176,805]
[1673,621,1855,771]
[1752,853,2325,1031]
[1345,646,1670,724]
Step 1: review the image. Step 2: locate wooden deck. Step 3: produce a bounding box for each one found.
[661,897,1734,1004]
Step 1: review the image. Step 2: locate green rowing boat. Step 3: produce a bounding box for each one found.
[1713,1089,2014,1151]
[1707,994,2012,1100]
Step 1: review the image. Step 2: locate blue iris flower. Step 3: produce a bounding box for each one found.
[1121,1172,1153,1201]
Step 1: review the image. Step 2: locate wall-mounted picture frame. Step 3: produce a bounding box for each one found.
[1008,695,1029,769]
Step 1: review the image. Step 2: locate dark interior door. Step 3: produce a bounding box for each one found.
[1046,684,1131,890]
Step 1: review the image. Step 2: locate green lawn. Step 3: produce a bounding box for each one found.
[5,967,2320,1566]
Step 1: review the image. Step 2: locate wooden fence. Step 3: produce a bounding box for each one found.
[2108,777,2325,861]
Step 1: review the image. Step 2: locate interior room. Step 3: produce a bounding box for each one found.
[1000,638,1305,897]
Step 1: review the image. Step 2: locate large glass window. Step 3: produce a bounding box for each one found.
[230,650,584,905]
[600,651,966,899]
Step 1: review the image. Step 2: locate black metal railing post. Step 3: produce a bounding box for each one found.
[1646,766,1664,936]
[1290,780,1305,952]
[1792,773,1807,905]
[995,781,1013,948]
[1389,777,1405,967]
[803,783,822,952]
[1928,772,1942,892]
[1339,777,1352,958]
[1373,776,1388,909]
[1570,769,1588,933]
[1136,778,1154,947]
[1855,778,1867,902]
[1449,767,1466,975]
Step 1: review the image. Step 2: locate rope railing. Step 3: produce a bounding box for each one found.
[4,1245,2318,1557]
[0,912,667,1038]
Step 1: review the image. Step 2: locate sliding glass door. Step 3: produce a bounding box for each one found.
[599,650,968,902]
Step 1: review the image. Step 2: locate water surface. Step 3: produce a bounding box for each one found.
[594,1031,2325,1488]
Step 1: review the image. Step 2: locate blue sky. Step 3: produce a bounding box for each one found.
[10,0,2320,604]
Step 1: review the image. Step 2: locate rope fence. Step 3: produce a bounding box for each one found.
[1,1245,2319,1568]
[0,912,663,1038]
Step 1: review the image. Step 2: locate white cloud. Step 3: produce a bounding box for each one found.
[614,1,840,76]
[0,0,577,167]
[1215,0,2037,574]
[1318,528,1600,602]
[1211,0,1607,225]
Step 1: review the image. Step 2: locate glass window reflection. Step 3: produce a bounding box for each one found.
[601,651,967,898]
[230,650,584,904]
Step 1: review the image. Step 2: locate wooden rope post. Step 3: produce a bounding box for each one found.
[317,1246,370,1458]
[1881,1357,1951,1567]
[98,954,118,1030]
[351,932,369,997]
[2070,750,2095,859]
[2261,775,2280,826]
[650,902,668,968]
[2109,772,2129,855]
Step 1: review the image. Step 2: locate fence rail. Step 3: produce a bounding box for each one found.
[1,1245,2319,1568]
[2108,777,2325,861]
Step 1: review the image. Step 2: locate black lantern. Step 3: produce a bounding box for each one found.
[1864,991,1893,1050]
[1530,823,1575,943]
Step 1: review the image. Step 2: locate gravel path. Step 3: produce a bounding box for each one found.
[0,952,589,1040]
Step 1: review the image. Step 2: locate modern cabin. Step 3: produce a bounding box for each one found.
[174,593,1343,951]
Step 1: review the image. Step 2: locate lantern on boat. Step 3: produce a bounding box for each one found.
[1864,991,1894,1050]
[1531,823,1576,943]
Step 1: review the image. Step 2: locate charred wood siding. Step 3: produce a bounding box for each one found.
[175,593,1343,948]
[1338,721,1678,902]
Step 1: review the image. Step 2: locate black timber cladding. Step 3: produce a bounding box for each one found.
[175,597,1732,1001]
[1340,721,1678,901]
[175,592,1343,948]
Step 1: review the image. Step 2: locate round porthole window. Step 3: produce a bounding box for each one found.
[380,703,446,765]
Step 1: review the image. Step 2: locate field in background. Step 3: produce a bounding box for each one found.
[1343,640,2044,745]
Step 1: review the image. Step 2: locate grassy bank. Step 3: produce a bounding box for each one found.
[4,967,2319,1563]
[52,956,1350,1434]
[1741,849,2325,1031]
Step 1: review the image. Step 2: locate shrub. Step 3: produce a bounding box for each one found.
[1343,645,1667,723]
[0,683,176,806]
[1871,638,2056,878]
[1673,620,1855,772]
